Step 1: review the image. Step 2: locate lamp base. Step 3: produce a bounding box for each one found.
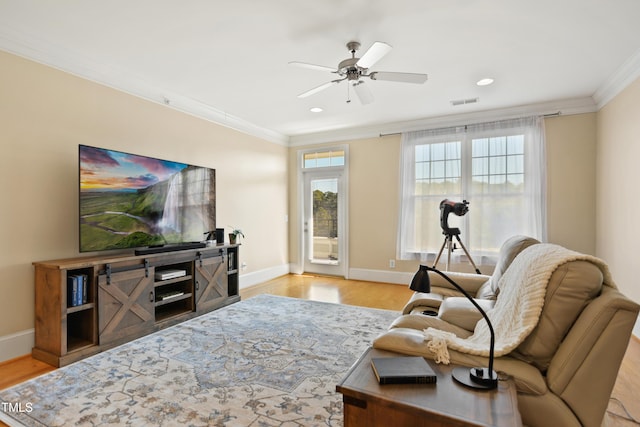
[452,366,498,390]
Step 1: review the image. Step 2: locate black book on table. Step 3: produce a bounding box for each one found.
[371,356,437,384]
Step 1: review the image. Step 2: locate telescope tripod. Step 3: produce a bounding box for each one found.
[433,229,481,274]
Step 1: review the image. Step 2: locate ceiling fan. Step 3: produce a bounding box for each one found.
[289,41,428,104]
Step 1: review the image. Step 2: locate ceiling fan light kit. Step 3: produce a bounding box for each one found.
[291,41,428,104]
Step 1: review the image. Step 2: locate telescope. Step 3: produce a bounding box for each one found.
[439,199,469,235]
[434,199,481,274]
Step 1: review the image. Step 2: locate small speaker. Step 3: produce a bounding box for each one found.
[215,228,225,243]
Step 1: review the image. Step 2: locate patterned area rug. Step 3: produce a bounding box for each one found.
[0,295,398,426]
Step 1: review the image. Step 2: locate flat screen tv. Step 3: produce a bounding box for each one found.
[79,145,215,252]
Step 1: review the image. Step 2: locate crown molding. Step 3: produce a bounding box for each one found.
[593,48,640,109]
[4,21,637,148]
[0,25,290,146]
[288,97,598,146]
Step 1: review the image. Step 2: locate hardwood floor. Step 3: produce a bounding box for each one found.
[0,274,638,426]
[0,354,56,390]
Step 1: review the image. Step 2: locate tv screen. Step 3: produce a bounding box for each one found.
[79,145,215,252]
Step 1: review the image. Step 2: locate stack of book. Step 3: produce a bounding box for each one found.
[67,274,88,307]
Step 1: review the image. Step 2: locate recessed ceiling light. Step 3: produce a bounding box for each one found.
[310,107,323,113]
[476,78,494,86]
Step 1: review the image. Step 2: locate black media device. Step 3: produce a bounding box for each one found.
[215,228,225,244]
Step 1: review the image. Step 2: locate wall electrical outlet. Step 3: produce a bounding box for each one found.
[389,259,396,268]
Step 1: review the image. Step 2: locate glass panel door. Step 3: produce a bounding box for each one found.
[303,172,345,276]
[310,177,339,264]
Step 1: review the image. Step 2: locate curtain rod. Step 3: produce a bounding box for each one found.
[379,111,561,138]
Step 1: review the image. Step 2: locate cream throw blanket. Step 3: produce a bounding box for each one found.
[424,243,615,364]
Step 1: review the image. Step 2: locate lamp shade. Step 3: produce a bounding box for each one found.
[410,265,431,293]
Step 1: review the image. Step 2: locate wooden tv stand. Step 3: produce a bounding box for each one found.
[32,245,240,367]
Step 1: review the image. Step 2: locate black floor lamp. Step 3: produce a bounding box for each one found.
[410,264,498,389]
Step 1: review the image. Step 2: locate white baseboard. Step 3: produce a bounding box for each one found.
[633,315,640,340]
[348,268,413,286]
[239,266,413,287]
[238,263,290,289]
[282,265,413,285]
[0,329,34,364]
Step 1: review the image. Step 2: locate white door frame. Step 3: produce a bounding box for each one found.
[296,147,349,278]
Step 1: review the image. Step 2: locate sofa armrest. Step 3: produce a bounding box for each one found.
[545,287,640,427]
[402,292,445,314]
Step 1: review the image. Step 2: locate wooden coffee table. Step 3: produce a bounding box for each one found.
[337,347,522,427]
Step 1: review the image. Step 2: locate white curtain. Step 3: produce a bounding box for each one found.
[397,116,546,265]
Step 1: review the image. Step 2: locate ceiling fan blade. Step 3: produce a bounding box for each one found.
[289,61,336,73]
[297,79,343,98]
[356,41,392,69]
[353,81,374,105]
[370,71,428,84]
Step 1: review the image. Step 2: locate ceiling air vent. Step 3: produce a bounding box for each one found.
[451,97,479,106]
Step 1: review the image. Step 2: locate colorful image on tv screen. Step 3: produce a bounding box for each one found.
[79,145,215,252]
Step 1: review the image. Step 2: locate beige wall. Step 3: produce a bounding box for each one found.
[596,76,640,303]
[0,51,289,344]
[288,113,598,276]
[349,135,404,271]
[545,113,597,254]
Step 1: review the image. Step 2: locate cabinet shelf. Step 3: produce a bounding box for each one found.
[154,275,193,287]
[155,292,192,307]
[156,299,194,322]
[66,302,95,314]
[67,336,95,353]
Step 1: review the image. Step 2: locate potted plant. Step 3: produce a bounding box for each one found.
[228,227,244,245]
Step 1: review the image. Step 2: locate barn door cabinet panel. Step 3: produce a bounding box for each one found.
[97,266,154,346]
[195,250,228,313]
[32,245,240,367]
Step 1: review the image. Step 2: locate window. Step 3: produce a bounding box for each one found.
[398,116,546,264]
[303,150,345,169]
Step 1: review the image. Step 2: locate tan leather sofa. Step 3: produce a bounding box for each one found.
[373,236,640,427]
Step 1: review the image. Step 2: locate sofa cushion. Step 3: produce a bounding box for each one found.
[512,260,603,371]
[438,297,495,331]
[476,235,540,300]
